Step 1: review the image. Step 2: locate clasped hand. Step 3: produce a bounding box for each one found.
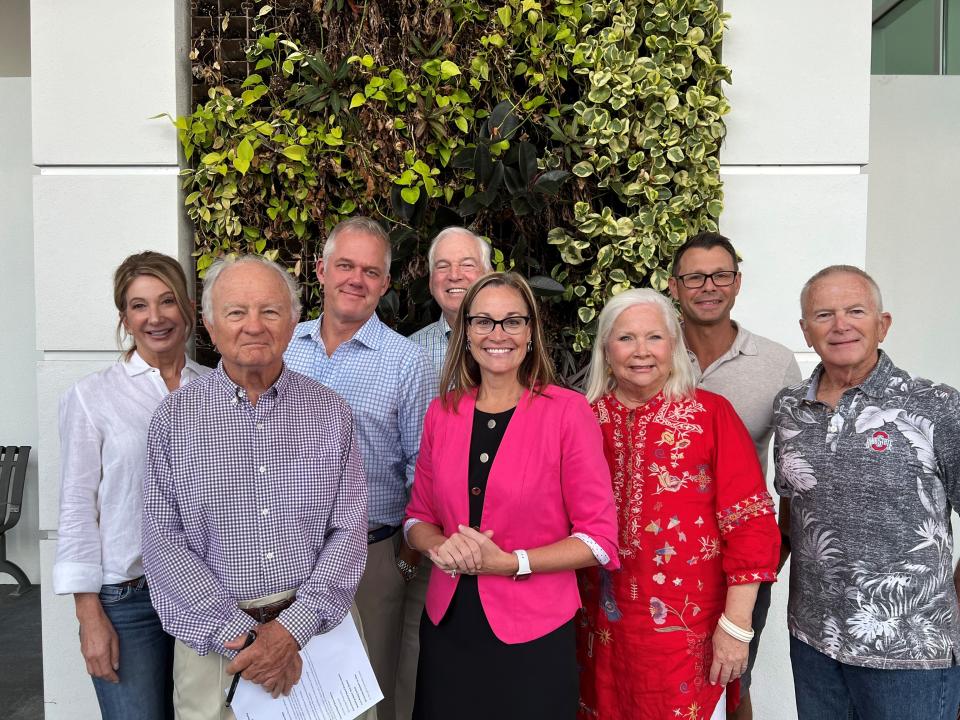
[225,619,302,698]
[428,524,512,576]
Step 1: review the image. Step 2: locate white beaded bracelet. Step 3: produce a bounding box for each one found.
[718,613,755,643]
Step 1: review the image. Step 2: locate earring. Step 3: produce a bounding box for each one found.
[527,340,533,352]
[466,340,472,349]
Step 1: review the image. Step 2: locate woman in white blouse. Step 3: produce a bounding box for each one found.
[53,252,209,720]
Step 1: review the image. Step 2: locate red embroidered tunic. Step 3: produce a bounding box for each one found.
[577,390,780,720]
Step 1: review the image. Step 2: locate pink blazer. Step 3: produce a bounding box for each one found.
[405,385,619,644]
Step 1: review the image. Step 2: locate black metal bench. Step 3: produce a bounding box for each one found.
[0,446,32,596]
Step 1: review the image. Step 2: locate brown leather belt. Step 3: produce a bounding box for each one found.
[117,576,146,590]
[240,597,295,624]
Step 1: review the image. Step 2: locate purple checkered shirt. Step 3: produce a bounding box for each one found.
[142,364,367,655]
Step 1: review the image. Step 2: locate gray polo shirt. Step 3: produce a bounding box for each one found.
[688,323,801,474]
[773,351,960,669]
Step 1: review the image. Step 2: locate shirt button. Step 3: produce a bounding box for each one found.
[261,508,269,516]
[487,419,497,429]
[265,551,274,560]
[471,486,482,496]
[259,465,267,474]
[256,423,264,430]
[479,452,489,463]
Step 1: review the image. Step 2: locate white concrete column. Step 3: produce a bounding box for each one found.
[718,3,873,719]
[30,1,191,717]
[0,0,41,590]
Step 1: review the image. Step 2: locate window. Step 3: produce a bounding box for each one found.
[872,0,960,74]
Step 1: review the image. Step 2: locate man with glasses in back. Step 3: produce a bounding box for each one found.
[668,232,801,720]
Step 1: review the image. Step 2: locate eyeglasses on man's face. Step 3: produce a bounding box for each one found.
[674,271,739,289]
[465,315,531,335]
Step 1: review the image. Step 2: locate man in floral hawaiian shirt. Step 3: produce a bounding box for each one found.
[773,265,960,720]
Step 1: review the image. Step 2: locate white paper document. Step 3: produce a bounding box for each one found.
[230,613,383,720]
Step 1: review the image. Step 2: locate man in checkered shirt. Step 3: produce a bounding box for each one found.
[143,255,369,720]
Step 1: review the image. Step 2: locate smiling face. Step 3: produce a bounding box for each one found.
[800,272,891,381]
[605,303,675,405]
[121,275,189,365]
[668,246,741,327]
[430,232,486,324]
[466,284,532,384]
[317,229,390,327]
[203,262,297,379]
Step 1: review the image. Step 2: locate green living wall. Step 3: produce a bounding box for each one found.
[175,0,730,374]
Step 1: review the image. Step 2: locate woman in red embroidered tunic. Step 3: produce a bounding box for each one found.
[576,289,781,720]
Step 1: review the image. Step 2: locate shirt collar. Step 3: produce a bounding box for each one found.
[213,361,289,401]
[123,351,153,377]
[685,321,757,372]
[438,315,452,338]
[308,313,385,351]
[804,349,893,402]
[124,351,205,380]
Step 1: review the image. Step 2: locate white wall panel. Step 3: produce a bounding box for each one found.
[721,0,871,165]
[867,76,960,390]
[39,538,100,720]
[33,173,182,351]
[30,0,178,165]
[719,171,869,352]
[36,359,115,531]
[0,77,41,583]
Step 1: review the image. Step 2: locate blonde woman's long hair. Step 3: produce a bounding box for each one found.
[583,288,696,403]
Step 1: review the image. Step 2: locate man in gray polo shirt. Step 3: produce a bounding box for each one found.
[669,232,801,720]
[773,265,960,720]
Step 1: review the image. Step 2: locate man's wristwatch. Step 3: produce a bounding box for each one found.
[396,557,419,582]
[513,549,532,580]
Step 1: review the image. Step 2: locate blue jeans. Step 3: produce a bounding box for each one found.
[790,635,960,720]
[91,578,173,720]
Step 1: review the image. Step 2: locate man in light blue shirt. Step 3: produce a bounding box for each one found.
[408,227,492,380]
[284,217,432,720]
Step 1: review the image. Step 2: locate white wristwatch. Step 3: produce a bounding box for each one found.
[513,549,532,580]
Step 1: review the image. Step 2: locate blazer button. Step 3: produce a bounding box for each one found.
[471,486,482,496]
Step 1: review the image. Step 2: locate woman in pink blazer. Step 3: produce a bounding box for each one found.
[405,272,619,720]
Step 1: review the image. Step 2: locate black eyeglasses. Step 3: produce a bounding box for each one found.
[674,271,739,289]
[465,315,531,335]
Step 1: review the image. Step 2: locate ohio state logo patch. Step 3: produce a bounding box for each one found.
[869,431,890,452]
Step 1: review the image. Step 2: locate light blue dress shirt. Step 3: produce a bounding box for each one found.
[285,314,434,528]
[408,315,450,382]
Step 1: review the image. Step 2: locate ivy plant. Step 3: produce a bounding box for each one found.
[172,0,731,367]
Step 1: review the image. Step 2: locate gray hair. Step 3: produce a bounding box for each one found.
[584,289,697,403]
[322,216,391,273]
[800,265,883,318]
[427,226,493,273]
[202,255,302,324]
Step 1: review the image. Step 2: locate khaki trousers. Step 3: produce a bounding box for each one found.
[173,601,375,720]
[356,532,434,720]
[355,533,405,720]
[394,558,429,720]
